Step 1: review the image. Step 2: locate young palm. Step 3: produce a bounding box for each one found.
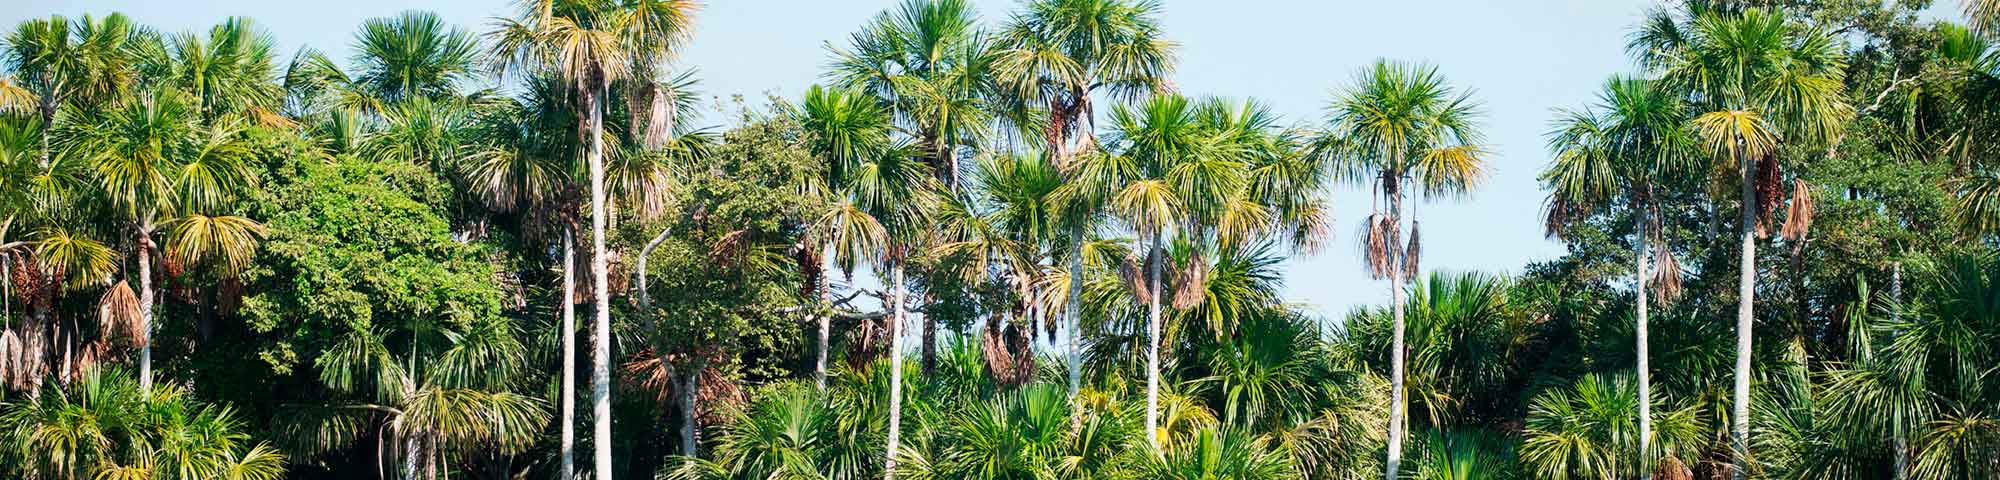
[1317,59,1489,479]
[992,0,1176,416]
[1633,9,1852,475]
[489,1,698,476]
[354,11,481,105]
[1541,75,1693,478]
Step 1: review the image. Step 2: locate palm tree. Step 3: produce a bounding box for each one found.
[800,84,893,391]
[1541,75,1693,478]
[848,143,941,480]
[140,18,284,123]
[1,367,286,480]
[354,11,480,105]
[992,0,1176,417]
[1318,59,1488,478]
[67,87,263,391]
[489,1,698,476]
[289,316,550,480]
[829,0,997,374]
[1632,9,1852,475]
[1133,427,1293,480]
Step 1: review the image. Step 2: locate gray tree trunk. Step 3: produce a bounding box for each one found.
[560,229,577,480]
[884,261,905,480]
[1892,261,1906,480]
[1636,211,1652,480]
[589,86,614,480]
[1385,189,1407,480]
[137,223,154,392]
[1144,230,1162,448]
[680,356,702,457]
[1731,152,1756,480]
[816,251,831,390]
[1065,231,1085,430]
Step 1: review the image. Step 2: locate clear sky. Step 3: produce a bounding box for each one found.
[8,0,1667,320]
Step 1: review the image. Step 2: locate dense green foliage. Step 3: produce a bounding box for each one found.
[3,0,2000,479]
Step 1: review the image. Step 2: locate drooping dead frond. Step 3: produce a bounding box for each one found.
[1122,252,1153,305]
[1754,154,1784,238]
[1542,197,1578,240]
[99,280,145,347]
[1780,178,1814,241]
[1652,247,1684,305]
[1403,220,1422,280]
[1359,214,1394,280]
[1171,251,1210,311]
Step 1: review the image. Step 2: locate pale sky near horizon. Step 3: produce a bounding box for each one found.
[8,0,1685,321]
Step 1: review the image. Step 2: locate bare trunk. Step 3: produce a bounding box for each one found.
[816,252,832,390]
[1636,211,1653,480]
[1731,151,1756,480]
[1144,229,1162,448]
[560,229,577,480]
[137,224,155,392]
[1891,261,1907,480]
[1385,187,1407,480]
[589,85,614,480]
[1065,230,1085,430]
[679,355,703,457]
[921,305,937,377]
[884,261,905,480]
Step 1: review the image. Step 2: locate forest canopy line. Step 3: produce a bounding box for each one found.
[1,0,1998,479]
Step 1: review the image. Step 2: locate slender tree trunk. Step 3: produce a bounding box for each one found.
[1144,229,1162,448]
[1065,230,1085,430]
[1385,189,1407,480]
[884,260,905,480]
[1731,152,1756,480]
[561,229,577,480]
[589,85,614,480]
[1636,211,1653,480]
[137,224,155,392]
[680,354,703,457]
[816,250,831,390]
[1891,261,1907,480]
[921,307,937,377]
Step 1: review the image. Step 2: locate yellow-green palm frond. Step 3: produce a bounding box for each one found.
[1413,143,1490,199]
[813,200,888,278]
[34,228,118,290]
[1692,109,1777,170]
[217,443,286,480]
[1112,179,1181,235]
[165,214,266,277]
[0,76,35,114]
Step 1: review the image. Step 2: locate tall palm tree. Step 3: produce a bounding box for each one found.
[829,0,997,375]
[1317,59,1488,478]
[1541,75,1693,478]
[67,87,263,391]
[799,84,893,391]
[1633,9,1852,476]
[490,1,698,476]
[847,143,941,480]
[1062,93,1268,447]
[992,0,1175,417]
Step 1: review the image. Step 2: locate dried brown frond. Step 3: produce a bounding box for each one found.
[99,281,145,347]
[1754,154,1784,238]
[1403,220,1422,280]
[1781,178,1814,241]
[1656,455,1693,480]
[1360,214,1394,280]
[619,347,677,404]
[1171,251,1209,311]
[844,315,890,370]
[1121,253,1152,304]
[1652,248,1684,305]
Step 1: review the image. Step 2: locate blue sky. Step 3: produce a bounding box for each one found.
[9,0,1671,320]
